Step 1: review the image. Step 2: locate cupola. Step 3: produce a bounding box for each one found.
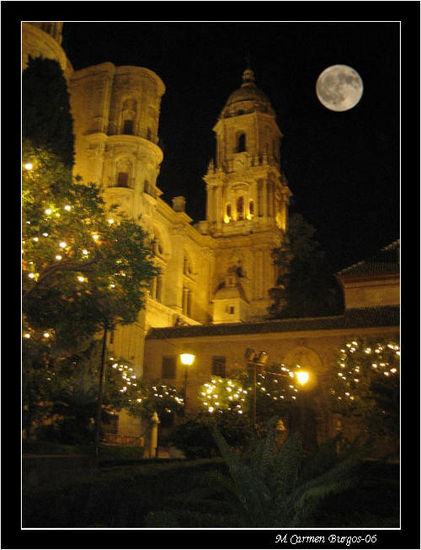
[220,68,275,119]
[212,267,249,323]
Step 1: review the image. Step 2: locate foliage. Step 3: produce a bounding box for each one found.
[23,441,398,527]
[269,213,343,318]
[328,338,400,438]
[125,380,184,425]
[23,56,74,167]
[168,413,253,459]
[198,376,248,415]
[23,341,139,443]
[23,337,185,443]
[22,143,158,356]
[198,364,304,424]
[23,458,225,527]
[209,421,368,527]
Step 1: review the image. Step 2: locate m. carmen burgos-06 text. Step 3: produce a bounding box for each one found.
[275,534,378,545]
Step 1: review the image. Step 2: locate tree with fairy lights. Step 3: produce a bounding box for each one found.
[125,380,185,427]
[22,143,159,439]
[22,142,158,349]
[27,343,137,443]
[199,364,304,426]
[22,56,159,444]
[29,344,185,444]
[328,338,400,439]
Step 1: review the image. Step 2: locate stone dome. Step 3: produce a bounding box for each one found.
[220,68,275,119]
[213,284,244,301]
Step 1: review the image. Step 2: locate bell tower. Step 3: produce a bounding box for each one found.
[204,68,291,237]
[203,68,292,321]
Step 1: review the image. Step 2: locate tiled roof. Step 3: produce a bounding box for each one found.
[146,306,399,340]
[338,240,400,277]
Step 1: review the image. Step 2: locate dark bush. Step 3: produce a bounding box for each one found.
[23,440,144,461]
[23,458,225,527]
[168,412,253,459]
[23,439,91,455]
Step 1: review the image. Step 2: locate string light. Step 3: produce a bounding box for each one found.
[332,338,399,406]
[199,364,303,415]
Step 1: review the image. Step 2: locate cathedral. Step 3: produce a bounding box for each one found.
[22,22,399,444]
[23,21,291,367]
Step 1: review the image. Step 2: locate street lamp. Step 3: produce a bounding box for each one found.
[179,353,196,410]
[294,369,310,386]
[245,348,268,428]
[290,367,317,450]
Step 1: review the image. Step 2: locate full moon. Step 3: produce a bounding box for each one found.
[316,64,363,112]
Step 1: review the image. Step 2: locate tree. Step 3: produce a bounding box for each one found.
[269,213,343,318]
[209,423,367,527]
[22,56,74,167]
[25,343,139,443]
[198,363,304,425]
[22,142,158,355]
[327,338,400,439]
[125,380,185,426]
[23,332,185,444]
[22,144,159,440]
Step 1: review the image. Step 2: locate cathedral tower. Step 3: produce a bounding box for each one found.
[204,69,291,321]
[22,22,73,79]
[69,63,165,222]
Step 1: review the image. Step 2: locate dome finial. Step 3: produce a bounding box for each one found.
[242,52,255,86]
[242,67,255,87]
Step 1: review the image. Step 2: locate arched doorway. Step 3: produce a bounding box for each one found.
[282,346,328,449]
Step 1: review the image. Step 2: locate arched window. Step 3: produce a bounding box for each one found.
[123,120,134,134]
[249,199,255,218]
[114,157,133,189]
[237,133,246,153]
[120,99,136,135]
[236,196,244,220]
[151,275,163,302]
[182,287,192,317]
[116,172,129,187]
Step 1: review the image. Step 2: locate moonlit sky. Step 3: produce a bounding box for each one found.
[60,20,399,271]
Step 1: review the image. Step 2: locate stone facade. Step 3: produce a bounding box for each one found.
[337,241,400,309]
[144,306,399,440]
[22,22,292,379]
[67,58,294,373]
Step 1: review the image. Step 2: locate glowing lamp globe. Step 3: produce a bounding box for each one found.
[180,353,195,366]
[295,371,310,386]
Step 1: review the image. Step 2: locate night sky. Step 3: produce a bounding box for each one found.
[60,20,399,271]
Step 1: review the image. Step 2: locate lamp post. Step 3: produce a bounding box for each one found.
[289,367,317,450]
[245,348,268,428]
[179,353,195,411]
